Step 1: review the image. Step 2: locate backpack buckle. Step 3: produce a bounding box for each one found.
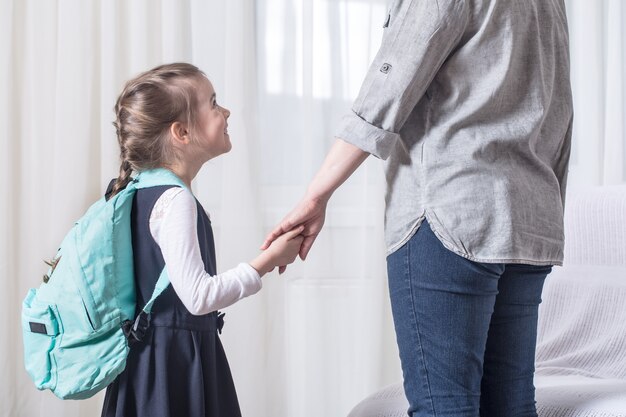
[122,311,151,345]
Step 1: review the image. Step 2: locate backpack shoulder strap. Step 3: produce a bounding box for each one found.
[134,168,189,191]
[142,268,169,314]
[132,169,190,316]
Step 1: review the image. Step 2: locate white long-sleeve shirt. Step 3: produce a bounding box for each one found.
[149,187,262,316]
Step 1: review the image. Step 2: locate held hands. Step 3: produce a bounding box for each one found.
[256,139,367,274]
[250,226,305,276]
[260,195,328,273]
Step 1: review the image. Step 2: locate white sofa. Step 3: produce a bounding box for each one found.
[349,186,626,417]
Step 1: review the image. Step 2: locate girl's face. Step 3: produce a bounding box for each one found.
[193,77,231,160]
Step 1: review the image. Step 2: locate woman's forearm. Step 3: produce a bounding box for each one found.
[305,138,370,202]
[261,139,369,254]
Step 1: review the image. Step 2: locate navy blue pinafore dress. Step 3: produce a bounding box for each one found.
[102,186,242,417]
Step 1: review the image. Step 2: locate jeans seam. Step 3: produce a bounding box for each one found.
[406,237,437,417]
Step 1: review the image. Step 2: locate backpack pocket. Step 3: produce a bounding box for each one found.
[22,289,61,390]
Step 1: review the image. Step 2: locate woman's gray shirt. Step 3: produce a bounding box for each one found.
[335,0,573,265]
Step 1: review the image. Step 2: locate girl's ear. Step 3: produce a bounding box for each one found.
[170,121,190,145]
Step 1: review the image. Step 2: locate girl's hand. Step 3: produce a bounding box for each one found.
[267,226,306,266]
[261,196,328,261]
[250,226,305,276]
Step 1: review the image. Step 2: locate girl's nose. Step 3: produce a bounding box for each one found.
[221,106,231,119]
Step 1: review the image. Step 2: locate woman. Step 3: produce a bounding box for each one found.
[262,0,573,416]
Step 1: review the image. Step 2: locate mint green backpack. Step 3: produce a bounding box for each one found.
[21,168,187,400]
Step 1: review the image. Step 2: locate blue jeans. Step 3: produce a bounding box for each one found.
[387,219,551,417]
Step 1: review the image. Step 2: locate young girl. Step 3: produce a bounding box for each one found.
[101,63,302,417]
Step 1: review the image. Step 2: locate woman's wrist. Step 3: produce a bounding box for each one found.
[304,139,369,204]
[304,192,331,208]
[305,180,333,205]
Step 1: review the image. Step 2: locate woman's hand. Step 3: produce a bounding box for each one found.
[250,226,305,276]
[261,195,328,262]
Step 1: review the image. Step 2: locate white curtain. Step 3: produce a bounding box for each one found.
[565,0,626,188]
[253,1,400,416]
[2,1,625,417]
[0,0,277,416]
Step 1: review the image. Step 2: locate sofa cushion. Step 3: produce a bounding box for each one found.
[536,265,626,380]
[536,375,626,417]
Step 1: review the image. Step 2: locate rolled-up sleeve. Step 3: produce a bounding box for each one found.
[335,0,468,159]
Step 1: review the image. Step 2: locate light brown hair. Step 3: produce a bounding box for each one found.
[110,62,205,197]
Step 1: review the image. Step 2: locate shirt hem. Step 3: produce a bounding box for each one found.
[386,213,563,267]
